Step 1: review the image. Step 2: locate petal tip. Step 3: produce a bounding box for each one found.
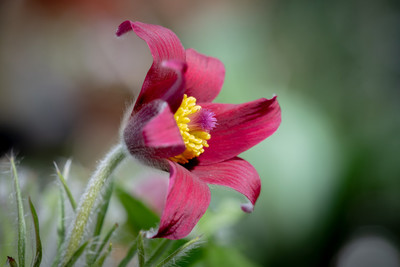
[241,202,254,213]
[116,20,133,37]
[265,94,278,102]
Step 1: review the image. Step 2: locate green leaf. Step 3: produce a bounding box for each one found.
[137,231,145,267]
[51,187,66,267]
[117,240,138,267]
[52,160,72,267]
[58,187,66,241]
[87,181,115,265]
[63,241,89,267]
[115,186,159,235]
[155,236,202,267]
[54,162,77,211]
[11,156,26,267]
[28,197,42,267]
[91,243,112,267]
[87,223,118,266]
[6,256,18,267]
[145,239,173,267]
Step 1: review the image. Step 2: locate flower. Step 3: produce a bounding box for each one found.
[117,20,281,239]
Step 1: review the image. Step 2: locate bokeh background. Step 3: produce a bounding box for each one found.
[1,0,400,266]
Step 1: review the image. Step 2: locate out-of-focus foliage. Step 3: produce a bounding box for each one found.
[115,186,159,236]
[1,159,238,266]
[1,0,399,266]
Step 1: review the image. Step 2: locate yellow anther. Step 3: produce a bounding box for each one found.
[170,94,212,164]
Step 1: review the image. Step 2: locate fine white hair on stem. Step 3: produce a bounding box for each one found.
[60,144,126,266]
[156,236,204,267]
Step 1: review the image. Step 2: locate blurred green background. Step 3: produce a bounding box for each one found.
[1,0,399,266]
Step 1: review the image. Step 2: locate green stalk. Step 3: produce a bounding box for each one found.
[55,162,77,211]
[137,232,145,267]
[93,180,114,238]
[60,144,126,266]
[92,243,112,267]
[53,160,72,267]
[11,157,26,267]
[87,223,118,265]
[117,240,138,267]
[52,183,66,267]
[29,197,42,267]
[145,239,173,266]
[64,241,89,267]
[86,181,115,265]
[155,237,201,267]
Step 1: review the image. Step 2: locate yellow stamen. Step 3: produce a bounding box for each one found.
[170,94,211,164]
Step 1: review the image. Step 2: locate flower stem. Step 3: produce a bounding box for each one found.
[60,144,126,266]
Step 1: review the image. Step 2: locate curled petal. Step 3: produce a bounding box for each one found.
[117,20,186,112]
[198,96,281,165]
[142,99,184,149]
[124,100,185,161]
[159,59,187,112]
[184,49,225,102]
[150,161,211,239]
[191,157,260,213]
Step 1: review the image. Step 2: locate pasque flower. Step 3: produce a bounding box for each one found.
[117,20,281,240]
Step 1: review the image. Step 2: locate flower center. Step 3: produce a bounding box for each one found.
[170,94,216,164]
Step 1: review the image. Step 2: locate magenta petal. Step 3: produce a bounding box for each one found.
[198,96,281,165]
[142,100,185,150]
[151,161,211,239]
[117,21,186,112]
[158,59,187,112]
[192,157,261,213]
[124,100,185,160]
[184,49,225,102]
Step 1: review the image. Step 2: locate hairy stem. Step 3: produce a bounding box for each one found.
[60,144,126,266]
